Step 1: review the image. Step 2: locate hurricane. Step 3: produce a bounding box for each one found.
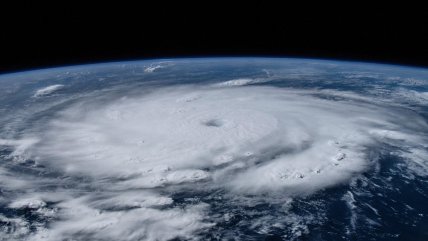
[1,58,428,240]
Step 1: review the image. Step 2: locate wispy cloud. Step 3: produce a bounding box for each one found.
[33,84,64,97]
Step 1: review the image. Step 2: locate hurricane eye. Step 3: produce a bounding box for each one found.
[202,119,224,127]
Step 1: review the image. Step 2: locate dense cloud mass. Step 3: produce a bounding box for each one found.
[1,60,428,240]
[29,86,428,193]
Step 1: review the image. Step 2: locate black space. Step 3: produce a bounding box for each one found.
[1,3,428,73]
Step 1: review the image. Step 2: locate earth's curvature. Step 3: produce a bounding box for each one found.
[0,58,428,241]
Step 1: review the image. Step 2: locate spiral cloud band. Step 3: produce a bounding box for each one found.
[34,86,413,192]
[3,83,428,240]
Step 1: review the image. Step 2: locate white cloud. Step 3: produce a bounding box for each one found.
[214,78,257,86]
[33,84,64,97]
[0,138,38,162]
[144,65,163,73]
[9,198,46,209]
[143,61,173,73]
[0,215,32,240]
[29,198,212,241]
